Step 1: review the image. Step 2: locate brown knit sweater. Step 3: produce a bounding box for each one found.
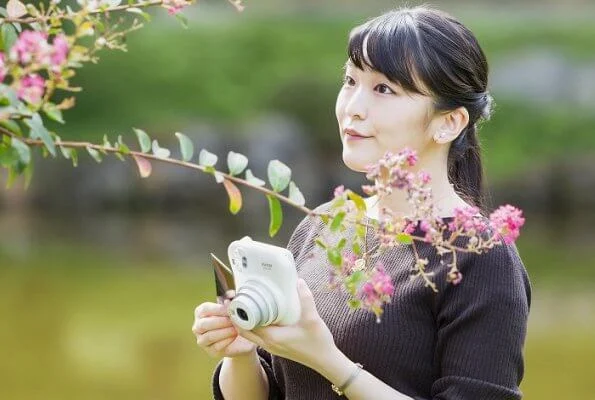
[212,201,531,400]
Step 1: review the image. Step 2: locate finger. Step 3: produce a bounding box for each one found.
[237,328,266,348]
[197,326,237,347]
[194,302,228,318]
[296,278,318,317]
[208,336,235,354]
[192,316,233,335]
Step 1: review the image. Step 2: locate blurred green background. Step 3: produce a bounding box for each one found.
[2,0,595,399]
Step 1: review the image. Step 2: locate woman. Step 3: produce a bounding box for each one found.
[192,6,531,400]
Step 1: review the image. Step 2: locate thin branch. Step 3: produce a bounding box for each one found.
[2,1,164,24]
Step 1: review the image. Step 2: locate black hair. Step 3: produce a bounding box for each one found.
[347,5,494,215]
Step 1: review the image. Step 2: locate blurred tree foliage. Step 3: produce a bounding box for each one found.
[56,16,595,182]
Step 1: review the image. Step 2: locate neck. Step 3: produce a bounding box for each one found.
[365,149,470,220]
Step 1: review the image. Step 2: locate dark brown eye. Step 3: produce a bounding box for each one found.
[343,75,355,86]
[376,84,395,95]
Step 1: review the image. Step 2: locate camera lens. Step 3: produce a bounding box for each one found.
[237,308,249,321]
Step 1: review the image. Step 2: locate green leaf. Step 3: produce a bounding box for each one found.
[70,149,78,167]
[396,233,413,245]
[348,191,367,212]
[347,299,362,309]
[42,103,64,124]
[175,132,194,162]
[267,159,291,192]
[1,22,17,55]
[288,181,305,206]
[199,149,217,167]
[133,128,151,153]
[227,151,248,176]
[0,119,22,136]
[132,154,152,178]
[23,157,33,189]
[59,144,78,167]
[352,241,362,256]
[345,270,365,292]
[314,238,327,249]
[330,212,346,232]
[102,134,112,149]
[10,137,30,164]
[175,13,188,29]
[266,194,283,237]
[223,179,242,214]
[117,135,130,154]
[25,113,55,157]
[126,7,151,22]
[0,84,19,106]
[337,238,347,250]
[151,139,170,159]
[356,224,366,240]
[0,143,18,167]
[326,248,342,266]
[320,214,330,224]
[245,169,265,186]
[86,146,102,163]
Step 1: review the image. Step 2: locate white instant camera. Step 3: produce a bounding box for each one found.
[226,236,301,330]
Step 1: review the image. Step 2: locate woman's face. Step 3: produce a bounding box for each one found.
[335,60,437,172]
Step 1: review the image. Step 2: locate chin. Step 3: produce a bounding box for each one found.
[341,150,376,173]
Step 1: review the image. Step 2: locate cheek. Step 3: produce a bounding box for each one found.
[335,92,345,122]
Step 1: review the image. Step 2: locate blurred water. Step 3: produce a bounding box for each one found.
[1,209,595,399]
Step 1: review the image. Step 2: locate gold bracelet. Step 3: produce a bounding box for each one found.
[331,362,363,396]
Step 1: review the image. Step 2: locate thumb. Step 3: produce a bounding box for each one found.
[297,278,318,315]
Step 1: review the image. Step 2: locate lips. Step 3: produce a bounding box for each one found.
[343,128,370,138]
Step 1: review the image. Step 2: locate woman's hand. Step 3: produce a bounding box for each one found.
[192,300,257,359]
[236,278,337,370]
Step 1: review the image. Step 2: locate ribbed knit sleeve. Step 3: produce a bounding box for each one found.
[425,241,531,400]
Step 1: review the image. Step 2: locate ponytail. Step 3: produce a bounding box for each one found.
[448,124,487,215]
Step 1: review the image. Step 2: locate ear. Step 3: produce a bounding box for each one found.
[433,107,469,144]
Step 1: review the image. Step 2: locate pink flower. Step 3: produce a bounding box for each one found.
[419,171,431,185]
[333,184,345,198]
[489,204,525,244]
[447,270,463,285]
[0,54,7,83]
[162,0,189,14]
[399,147,418,167]
[358,263,394,322]
[50,34,69,71]
[419,219,440,242]
[448,205,488,234]
[9,31,52,66]
[361,184,375,196]
[17,74,45,105]
[389,169,414,190]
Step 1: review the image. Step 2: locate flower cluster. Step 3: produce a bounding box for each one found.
[357,262,394,323]
[489,204,525,244]
[162,0,192,15]
[447,205,488,235]
[321,147,526,320]
[16,74,46,105]
[9,32,70,73]
[3,30,71,106]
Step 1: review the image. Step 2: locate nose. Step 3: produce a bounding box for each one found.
[344,87,368,121]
